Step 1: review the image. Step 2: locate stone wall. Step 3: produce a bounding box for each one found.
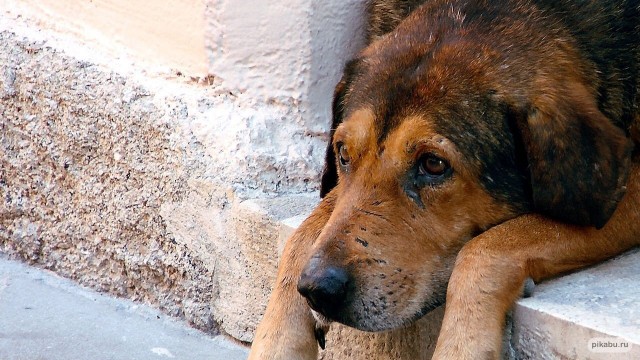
[0,13,328,342]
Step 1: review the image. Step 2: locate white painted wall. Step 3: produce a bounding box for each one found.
[0,0,209,74]
[206,0,367,131]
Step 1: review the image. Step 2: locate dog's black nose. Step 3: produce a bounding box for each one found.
[297,258,351,318]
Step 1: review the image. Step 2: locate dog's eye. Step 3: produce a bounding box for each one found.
[418,154,450,176]
[338,143,350,167]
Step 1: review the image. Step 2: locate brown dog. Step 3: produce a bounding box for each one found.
[249,0,640,359]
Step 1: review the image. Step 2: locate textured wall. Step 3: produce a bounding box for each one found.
[0,26,319,342]
[205,0,366,132]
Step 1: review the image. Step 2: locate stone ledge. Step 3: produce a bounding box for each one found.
[512,248,640,359]
[218,194,319,341]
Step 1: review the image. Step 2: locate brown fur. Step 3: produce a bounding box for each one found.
[250,1,640,359]
[366,0,427,43]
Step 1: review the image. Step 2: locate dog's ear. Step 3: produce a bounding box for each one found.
[519,84,633,228]
[320,61,358,198]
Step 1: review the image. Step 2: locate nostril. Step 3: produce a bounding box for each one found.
[297,265,351,317]
[317,266,349,297]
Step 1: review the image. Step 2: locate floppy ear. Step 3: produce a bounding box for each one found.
[520,85,633,228]
[320,61,357,198]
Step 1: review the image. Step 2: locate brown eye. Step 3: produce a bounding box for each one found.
[338,143,350,167]
[418,154,449,176]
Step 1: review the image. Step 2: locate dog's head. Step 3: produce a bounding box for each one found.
[298,8,633,332]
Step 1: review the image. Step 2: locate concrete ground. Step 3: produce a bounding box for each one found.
[0,254,249,360]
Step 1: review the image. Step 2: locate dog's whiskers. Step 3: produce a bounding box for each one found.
[356,207,386,219]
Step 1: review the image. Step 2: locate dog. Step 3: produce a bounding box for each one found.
[249,0,640,359]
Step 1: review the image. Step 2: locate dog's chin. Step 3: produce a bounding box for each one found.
[321,296,445,332]
[311,309,332,328]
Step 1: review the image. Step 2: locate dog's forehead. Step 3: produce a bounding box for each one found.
[344,51,493,139]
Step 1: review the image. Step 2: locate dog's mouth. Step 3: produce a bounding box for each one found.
[311,309,332,328]
[307,296,444,333]
[301,277,446,333]
[308,304,440,350]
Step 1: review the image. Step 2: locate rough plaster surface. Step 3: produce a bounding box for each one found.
[205,0,366,131]
[0,19,323,342]
[1,0,367,132]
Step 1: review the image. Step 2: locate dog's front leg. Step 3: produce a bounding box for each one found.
[432,166,640,360]
[248,194,335,360]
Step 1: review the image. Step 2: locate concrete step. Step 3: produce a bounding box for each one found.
[279,217,640,359]
[512,248,640,359]
[0,255,249,360]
